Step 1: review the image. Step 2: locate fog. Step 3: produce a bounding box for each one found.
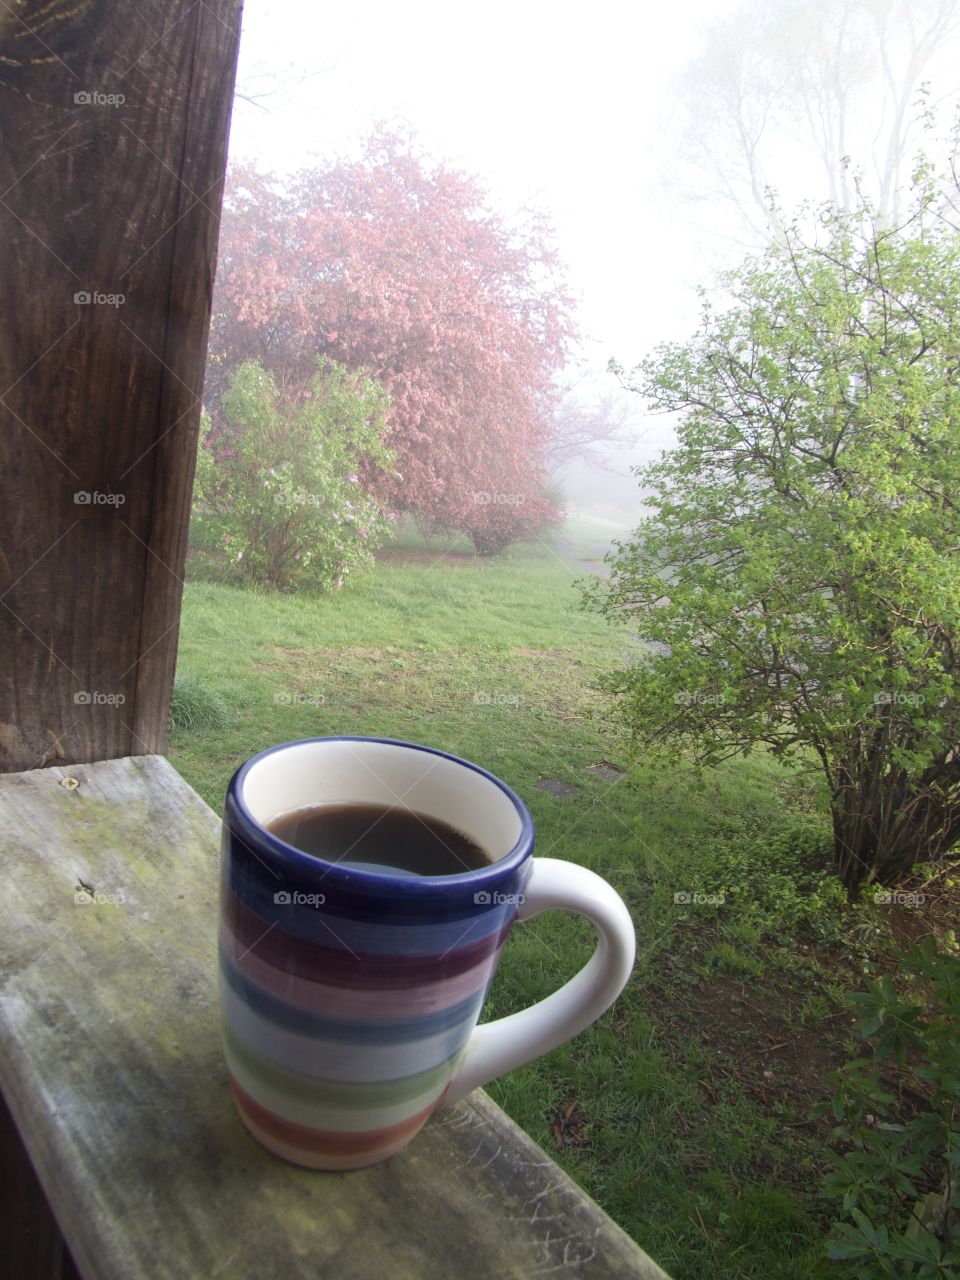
[225,0,960,520]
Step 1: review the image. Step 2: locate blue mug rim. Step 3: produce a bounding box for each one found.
[225,735,536,897]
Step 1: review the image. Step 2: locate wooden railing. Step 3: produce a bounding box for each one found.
[0,756,670,1278]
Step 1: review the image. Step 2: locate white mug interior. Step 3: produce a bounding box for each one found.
[240,737,524,868]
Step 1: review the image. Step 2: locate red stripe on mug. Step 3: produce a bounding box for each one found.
[228,1075,436,1156]
[222,921,501,1018]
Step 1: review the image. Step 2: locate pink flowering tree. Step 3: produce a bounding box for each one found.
[193,358,394,591]
[208,130,577,553]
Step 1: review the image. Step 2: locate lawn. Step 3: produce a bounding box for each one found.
[171,523,944,1280]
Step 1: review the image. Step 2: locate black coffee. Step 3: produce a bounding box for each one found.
[266,802,493,876]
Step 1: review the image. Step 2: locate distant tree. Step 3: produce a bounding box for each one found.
[461,482,564,557]
[546,379,641,473]
[667,0,960,246]
[588,179,960,893]
[194,358,394,592]
[208,130,576,553]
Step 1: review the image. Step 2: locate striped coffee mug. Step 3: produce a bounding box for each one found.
[219,736,636,1170]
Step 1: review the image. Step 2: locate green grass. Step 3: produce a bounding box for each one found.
[174,531,634,808]
[172,527,883,1280]
[555,511,638,563]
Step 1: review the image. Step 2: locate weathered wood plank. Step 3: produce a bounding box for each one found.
[0,756,669,1279]
[0,1,242,771]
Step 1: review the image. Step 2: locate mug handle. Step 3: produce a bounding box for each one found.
[441,857,636,1107]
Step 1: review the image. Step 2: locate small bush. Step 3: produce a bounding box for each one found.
[170,674,228,731]
[462,482,565,556]
[194,358,394,591]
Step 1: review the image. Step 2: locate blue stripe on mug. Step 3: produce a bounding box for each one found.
[222,877,519,954]
[220,978,479,1082]
[220,947,487,1043]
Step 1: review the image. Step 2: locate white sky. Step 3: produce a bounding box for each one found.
[227,0,743,390]
[224,0,960,505]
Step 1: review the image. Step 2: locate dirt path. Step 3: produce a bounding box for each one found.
[551,534,612,578]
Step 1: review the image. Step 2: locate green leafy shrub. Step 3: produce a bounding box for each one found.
[816,938,960,1277]
[588,178,960,892]
[194,358,394,591]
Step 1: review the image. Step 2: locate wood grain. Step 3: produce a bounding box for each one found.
[0,756,670,1279]
[0,1,242,770]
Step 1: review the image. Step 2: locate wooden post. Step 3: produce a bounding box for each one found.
[0,0,242,771]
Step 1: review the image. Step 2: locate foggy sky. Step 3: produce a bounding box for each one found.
[227,2,741,393]
[224,0,959,503]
